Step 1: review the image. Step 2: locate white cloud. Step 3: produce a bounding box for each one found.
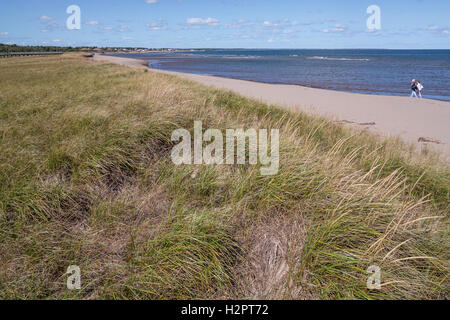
[146,0,158,3]
[262,21,279,27]
[262,19,303,28]
[147,19,168,31]
[0,32,8,36]
[424,25,439,31]
[225,19,254,29]
[118,25,132,32]
[39,15,59,32]
[423,25,450,35]
[322,24,348,33]
[333,24,347,32]
[186,17,219,26]
[85,21,99,26]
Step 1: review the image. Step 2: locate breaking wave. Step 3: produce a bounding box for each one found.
[307,56,370,61]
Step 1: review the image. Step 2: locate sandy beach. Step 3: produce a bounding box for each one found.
[94,53,450,158]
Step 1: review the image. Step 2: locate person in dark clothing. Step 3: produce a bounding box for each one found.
[410,79,418,98]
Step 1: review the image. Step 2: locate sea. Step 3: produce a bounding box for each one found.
[110,49,450,101]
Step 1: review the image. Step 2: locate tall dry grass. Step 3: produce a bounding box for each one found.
[0,54,448,299]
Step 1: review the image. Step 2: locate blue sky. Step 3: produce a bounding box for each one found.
[0,0,449,48]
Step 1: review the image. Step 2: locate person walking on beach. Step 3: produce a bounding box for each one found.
[416,80,424,98]
[410,79,418,98]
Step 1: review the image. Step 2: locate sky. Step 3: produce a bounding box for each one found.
[0,0,449,49]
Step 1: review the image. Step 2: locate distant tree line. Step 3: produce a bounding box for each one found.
[0,43,189,53]
[0,44,95,53]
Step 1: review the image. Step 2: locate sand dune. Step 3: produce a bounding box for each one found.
[94,54,450,159]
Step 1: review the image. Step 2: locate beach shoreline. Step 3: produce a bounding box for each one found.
[93,53,450,159]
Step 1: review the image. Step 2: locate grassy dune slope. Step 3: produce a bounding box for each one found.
[0,54,448,299]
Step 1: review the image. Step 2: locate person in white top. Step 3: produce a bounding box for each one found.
[416,80,424,98]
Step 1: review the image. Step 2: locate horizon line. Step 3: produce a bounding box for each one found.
[2,44,450,51]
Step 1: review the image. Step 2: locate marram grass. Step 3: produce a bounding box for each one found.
[0,54,448,300]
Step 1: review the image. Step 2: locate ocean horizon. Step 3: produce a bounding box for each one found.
[110,49,450,102]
